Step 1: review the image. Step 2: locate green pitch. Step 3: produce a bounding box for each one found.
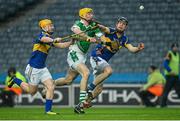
[0,107,180,120]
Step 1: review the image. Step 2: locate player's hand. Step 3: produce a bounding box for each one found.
[138,43,144,50]
[53,37,62,43]
[70,38,76,45]
[87,37,97,43]
[97,24,103,28]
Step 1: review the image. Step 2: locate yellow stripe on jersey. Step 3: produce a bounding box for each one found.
[33,43,51,54]
[124,38,129,48]
[101,35,120,52]
[101,35,111,42]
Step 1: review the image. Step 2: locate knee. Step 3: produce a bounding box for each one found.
[46,82,55,92]
[65,76,74,85]
[96,86,103,94]
[30,89,37,95]
[104,68,113,76]
[82,70,90,79]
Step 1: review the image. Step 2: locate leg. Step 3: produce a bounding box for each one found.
[87,82,103,103]
[42,78,58,115]
[8,77,38,95]
[161,76,175,107]
[88,66,112,92]
[74,63,90,114]
[86,58,112,105]
[85,67,113,107]
[92,83,104,99]
[88,57,112,92]
[43,79,55,100]
[55,68,78,86]
[76,63,90,102]
[67,50,90,113]
[41,68,78,98]
[139,90,156,107]
[93,66,112,86]
[20,82,38,95]
[174,76,180,98]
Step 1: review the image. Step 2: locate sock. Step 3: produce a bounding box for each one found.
[13,78,23,86]
[88,83,96,91]
[79,91,87,102]
[45,99,52,112]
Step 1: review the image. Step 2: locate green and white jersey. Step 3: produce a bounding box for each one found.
[70,20,103,53]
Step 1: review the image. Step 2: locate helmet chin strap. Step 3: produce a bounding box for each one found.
[81,16,92,23]
[116,29,124,34]
[42,26,48,32]
[42,27,53,35]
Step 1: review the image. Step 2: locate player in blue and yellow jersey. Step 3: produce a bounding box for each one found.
[7,19,72,115]
[86,17,145,104]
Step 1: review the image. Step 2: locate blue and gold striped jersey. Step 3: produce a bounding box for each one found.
[28,32,52,68]
[91,28,130,62]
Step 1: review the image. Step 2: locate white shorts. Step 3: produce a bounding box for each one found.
[90,56,109,76]
[67,44,87,70]
[25,64,52,85]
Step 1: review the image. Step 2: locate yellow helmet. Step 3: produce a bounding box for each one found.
[39,19,53,28]
[79,8,93,18]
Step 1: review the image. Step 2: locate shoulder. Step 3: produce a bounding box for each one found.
[121,34,130,44]
[74,20,82,26]
[109,27,116,34]
[34,32,49,43]
[39,32,49,38]
[104,28,115,37]
[72,20,84,30]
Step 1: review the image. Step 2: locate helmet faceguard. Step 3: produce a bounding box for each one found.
[117,17,128,25]
[39,19,54,35]
[79,8,93,22]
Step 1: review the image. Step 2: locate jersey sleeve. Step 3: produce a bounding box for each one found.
[109,27,116,34]
[35,32,48,43]
[71,20,81,31]
[121,35,130,47]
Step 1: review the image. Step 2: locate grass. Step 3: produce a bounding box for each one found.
[0,107,180,120]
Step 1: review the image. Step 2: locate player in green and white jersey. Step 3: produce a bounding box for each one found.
[55,8,103,114]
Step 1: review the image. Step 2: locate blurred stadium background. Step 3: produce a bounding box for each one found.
[0,0,180,109]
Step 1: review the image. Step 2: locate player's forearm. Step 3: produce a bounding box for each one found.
[41,37,54,43]
[126,43,144,53]
[128,46,140,53]
[54,41,72,48]
[97,24,110,33]
[72,27,89,39]
[72,28,97,42]
[61,41,72,48]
